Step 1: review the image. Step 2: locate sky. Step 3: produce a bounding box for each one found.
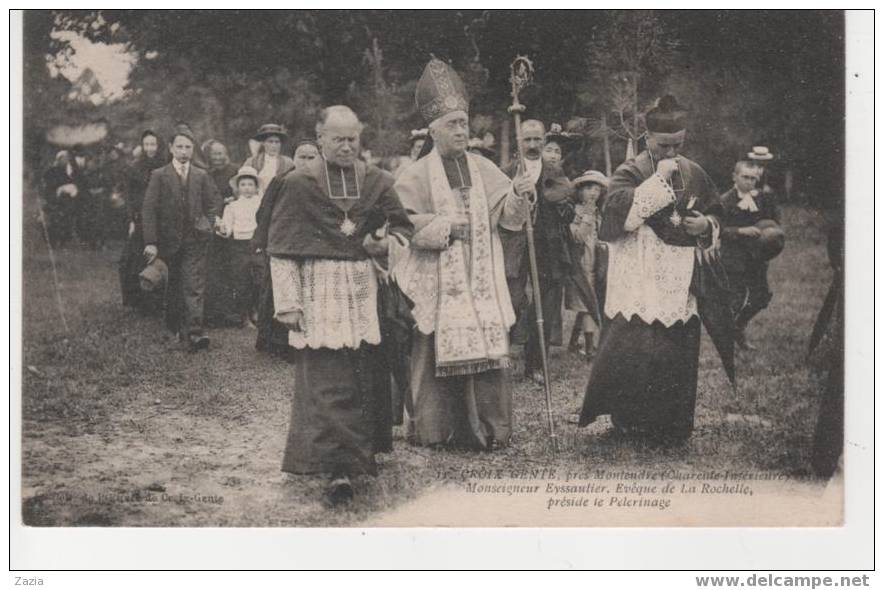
[47,29,137,104]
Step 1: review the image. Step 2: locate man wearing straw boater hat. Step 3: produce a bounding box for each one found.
[578,95,733,445]
[747,145,775,196]
[142,123,223,351]
[393,58,533,450]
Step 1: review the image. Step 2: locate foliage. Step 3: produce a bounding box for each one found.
[23,10,844,205]
[585,11,678,141]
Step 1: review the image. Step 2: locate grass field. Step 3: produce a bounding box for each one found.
[19,204,836,526]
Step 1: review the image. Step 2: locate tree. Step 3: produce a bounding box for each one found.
[583,11,678,169]
[22,9,845,206]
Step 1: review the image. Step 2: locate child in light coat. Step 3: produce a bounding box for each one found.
[218,166,263,327]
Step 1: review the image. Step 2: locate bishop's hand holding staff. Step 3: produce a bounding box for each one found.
[393,58,531,451]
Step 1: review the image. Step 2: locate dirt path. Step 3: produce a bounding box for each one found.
[21,325,432,526]
[20,206,836,527]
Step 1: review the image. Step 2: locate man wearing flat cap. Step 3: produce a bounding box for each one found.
[142,124,223,351]
[393,58,533,450]
[578,95,732,445]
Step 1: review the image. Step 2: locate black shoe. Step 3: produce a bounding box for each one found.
[188,334,210,351]
[325,476,354,507]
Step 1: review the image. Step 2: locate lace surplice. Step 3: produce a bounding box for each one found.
[270,257,381,350]
[605,172,698,326]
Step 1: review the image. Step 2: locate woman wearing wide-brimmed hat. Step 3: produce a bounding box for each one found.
[243,123,294,196]
[565,170,608,360]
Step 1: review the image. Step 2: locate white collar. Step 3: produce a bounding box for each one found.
[735,187,760,212]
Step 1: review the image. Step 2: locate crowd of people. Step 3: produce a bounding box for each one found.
[39,58,789,506]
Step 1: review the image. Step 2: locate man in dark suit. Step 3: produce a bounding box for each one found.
[499,120,575,382]
[142,125,222,351]
[719,159,781,350]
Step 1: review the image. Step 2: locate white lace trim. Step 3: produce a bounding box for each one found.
[270,257,381,350]
[605,180,697,326]
[624,173,676,231]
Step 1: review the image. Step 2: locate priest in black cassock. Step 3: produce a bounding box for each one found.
[267,106,413,505]
[578,95,732,444]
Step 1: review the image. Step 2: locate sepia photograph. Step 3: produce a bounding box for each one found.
[13,7,858,543]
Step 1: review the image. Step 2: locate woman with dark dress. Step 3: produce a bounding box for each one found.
[41,150,81,248]
[119,130,167,311]
[253,140,319,356]
[202,139,241,327]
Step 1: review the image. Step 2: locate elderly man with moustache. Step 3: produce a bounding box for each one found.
[393,59,533,451]
[499,119,575,383]
[266,106,413,505]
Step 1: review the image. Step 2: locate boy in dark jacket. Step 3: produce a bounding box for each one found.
[142,125,222,351]
[719,160,782,350]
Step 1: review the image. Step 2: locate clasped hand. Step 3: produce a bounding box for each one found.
[656,157,680,181]
[362,232,389,257]
[682,210,709,236]
[448,214,471,243]
[513,172,536,204]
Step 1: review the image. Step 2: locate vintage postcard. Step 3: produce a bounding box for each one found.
[13,8,864,548]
